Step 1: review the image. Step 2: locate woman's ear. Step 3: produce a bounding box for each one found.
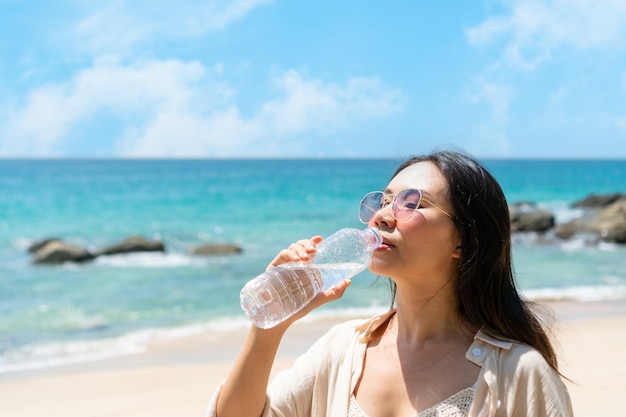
[452,245,462,259]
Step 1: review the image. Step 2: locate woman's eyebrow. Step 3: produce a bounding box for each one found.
[420,190,435,199]
[421,192,447,206]
[382,187,439,200]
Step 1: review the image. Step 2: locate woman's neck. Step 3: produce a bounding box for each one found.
[390,279,471,347]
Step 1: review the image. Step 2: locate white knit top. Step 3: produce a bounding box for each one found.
[348,387,474,417]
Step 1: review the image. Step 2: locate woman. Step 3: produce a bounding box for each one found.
[207,150,573,417]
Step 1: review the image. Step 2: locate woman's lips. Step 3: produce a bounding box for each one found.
[376,239,395,250]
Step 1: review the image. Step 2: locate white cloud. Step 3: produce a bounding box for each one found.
[0,59,403,157]
[69,0,273,56]
[466,123,512,157]
[121,69,404,157]
[465,78,516,156]
[462,0,626,155]
[466,0,626,68]
[469,77,516,124]
[258,71,401,134]
[0,57,215,156]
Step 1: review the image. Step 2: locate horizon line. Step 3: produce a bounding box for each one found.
[1,156,626,161]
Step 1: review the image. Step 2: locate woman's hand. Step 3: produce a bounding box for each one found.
[266,236,323,269]
[265,236,353,328]
[216,235,352,417]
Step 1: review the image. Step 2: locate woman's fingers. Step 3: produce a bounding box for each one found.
[319,278,352,303]
[266,236,322,270]
[289,278,353,322]
[262,234,352,326]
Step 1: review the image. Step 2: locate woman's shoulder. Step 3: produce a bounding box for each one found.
[471,329,557,375]
[471,330,573,414]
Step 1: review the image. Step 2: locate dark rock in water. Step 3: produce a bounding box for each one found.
[554,222,579,240]
[190,243,242,256]
[509,203,555,232]
[28,237,62,254]
[32,240,96,264]
[587,199,626,243]
[572,193,626,208]
[97,236,165,256]
[556,199,626,243]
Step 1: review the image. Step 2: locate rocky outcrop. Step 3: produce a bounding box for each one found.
[96,236,165,256]
[589,199,626,243]
[552,222,579,240]
[572,193,626,208]
[31,240,96,264]
[29,235,242,264]
[29,235,164,265]
[556,198,626,243]
[28,238,63,254]
[190,243,242,256]
[510,203,555,232]
[508,193,626,244]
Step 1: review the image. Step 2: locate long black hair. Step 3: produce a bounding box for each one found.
[390,150,559,372]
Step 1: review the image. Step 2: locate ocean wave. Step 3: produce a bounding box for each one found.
[512,229,623,251]
[523,284,626,302]
[0,306,389,374]
[0,315,250,374]
[0,337,146,374]
[551,204,585,224]
[93,252,205,268]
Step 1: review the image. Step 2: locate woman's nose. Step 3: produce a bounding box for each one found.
[371,203,394,228]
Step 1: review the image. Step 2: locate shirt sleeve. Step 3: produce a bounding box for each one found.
[505,349,573,417]
[204,321,358,417]
[266,321,357,416]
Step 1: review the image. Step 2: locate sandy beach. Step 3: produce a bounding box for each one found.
[1,300,625,417]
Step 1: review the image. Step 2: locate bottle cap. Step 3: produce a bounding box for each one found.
[363,227,382,251]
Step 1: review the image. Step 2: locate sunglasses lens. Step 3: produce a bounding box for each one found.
[392,189,422,220]
[359,192,383,223]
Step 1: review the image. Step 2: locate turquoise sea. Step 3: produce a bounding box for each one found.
[1,158,626,373]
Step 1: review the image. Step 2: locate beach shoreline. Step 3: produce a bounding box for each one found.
[1,299,625,416]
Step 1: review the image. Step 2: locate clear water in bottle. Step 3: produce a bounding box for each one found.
[240,262,366,329]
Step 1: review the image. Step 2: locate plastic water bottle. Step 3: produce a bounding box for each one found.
[240,227,381,329]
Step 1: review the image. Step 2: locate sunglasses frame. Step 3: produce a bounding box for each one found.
[359,188,454,223]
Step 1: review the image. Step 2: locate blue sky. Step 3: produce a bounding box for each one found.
[1,1,626,158]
